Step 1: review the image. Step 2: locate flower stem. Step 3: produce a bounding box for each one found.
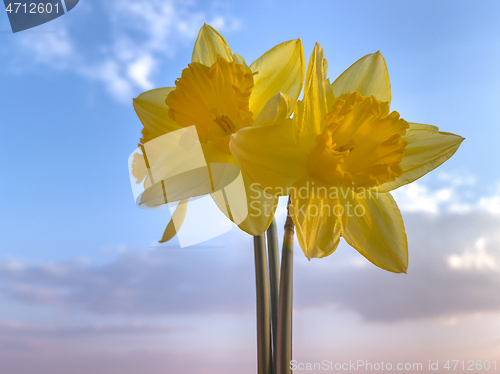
[277,199,294,374]
[254,235,272,374]
[267,219,280,374]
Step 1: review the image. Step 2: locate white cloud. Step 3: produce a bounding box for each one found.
[86,59,134,102]
[479,195,500,213]
[392,183,453,213]
[437,171,476,186]
[18,30,75,69]
[391,172,500,215]
[210,16,241,32]
[127,54,155,90]
[10,0,241,103]
[448,238,499,271]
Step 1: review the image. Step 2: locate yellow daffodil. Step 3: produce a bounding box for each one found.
[230,43,464,272]
[131,24,305,237]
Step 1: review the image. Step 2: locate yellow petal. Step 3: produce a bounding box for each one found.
[331,51,391,103]
[343,191,408,273]
[377,123,464,192]
[191,24,234,66]
[290,178,347,259]
[253,92,295,127]
[229,119,308,195]
[249,39,305,119]
[133,87,182,144]
[294,43,332,150]
[211,169,278,236]
[159,199,188,243]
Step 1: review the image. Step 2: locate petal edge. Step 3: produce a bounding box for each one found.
[331,51,391,103]
[192,24,234,66]
[377,123,464,192]
[249,39,305,119]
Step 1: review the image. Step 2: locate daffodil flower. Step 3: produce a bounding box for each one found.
[132,24,305,237]
[230,43,464,272]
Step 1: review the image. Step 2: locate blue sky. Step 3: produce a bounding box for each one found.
[1,1,500,373]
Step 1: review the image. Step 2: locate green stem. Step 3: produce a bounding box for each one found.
[267,219,280,374]
[277,200,294,374]
[254,235,272,374]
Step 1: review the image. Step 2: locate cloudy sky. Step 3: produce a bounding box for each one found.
[2,0,500,373]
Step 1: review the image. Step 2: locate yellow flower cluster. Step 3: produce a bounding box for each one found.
[131,24,463,273]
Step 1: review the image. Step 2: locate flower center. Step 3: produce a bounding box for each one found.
[308,90,409,189]
[166,54,255,152]
[213,112,236,135]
